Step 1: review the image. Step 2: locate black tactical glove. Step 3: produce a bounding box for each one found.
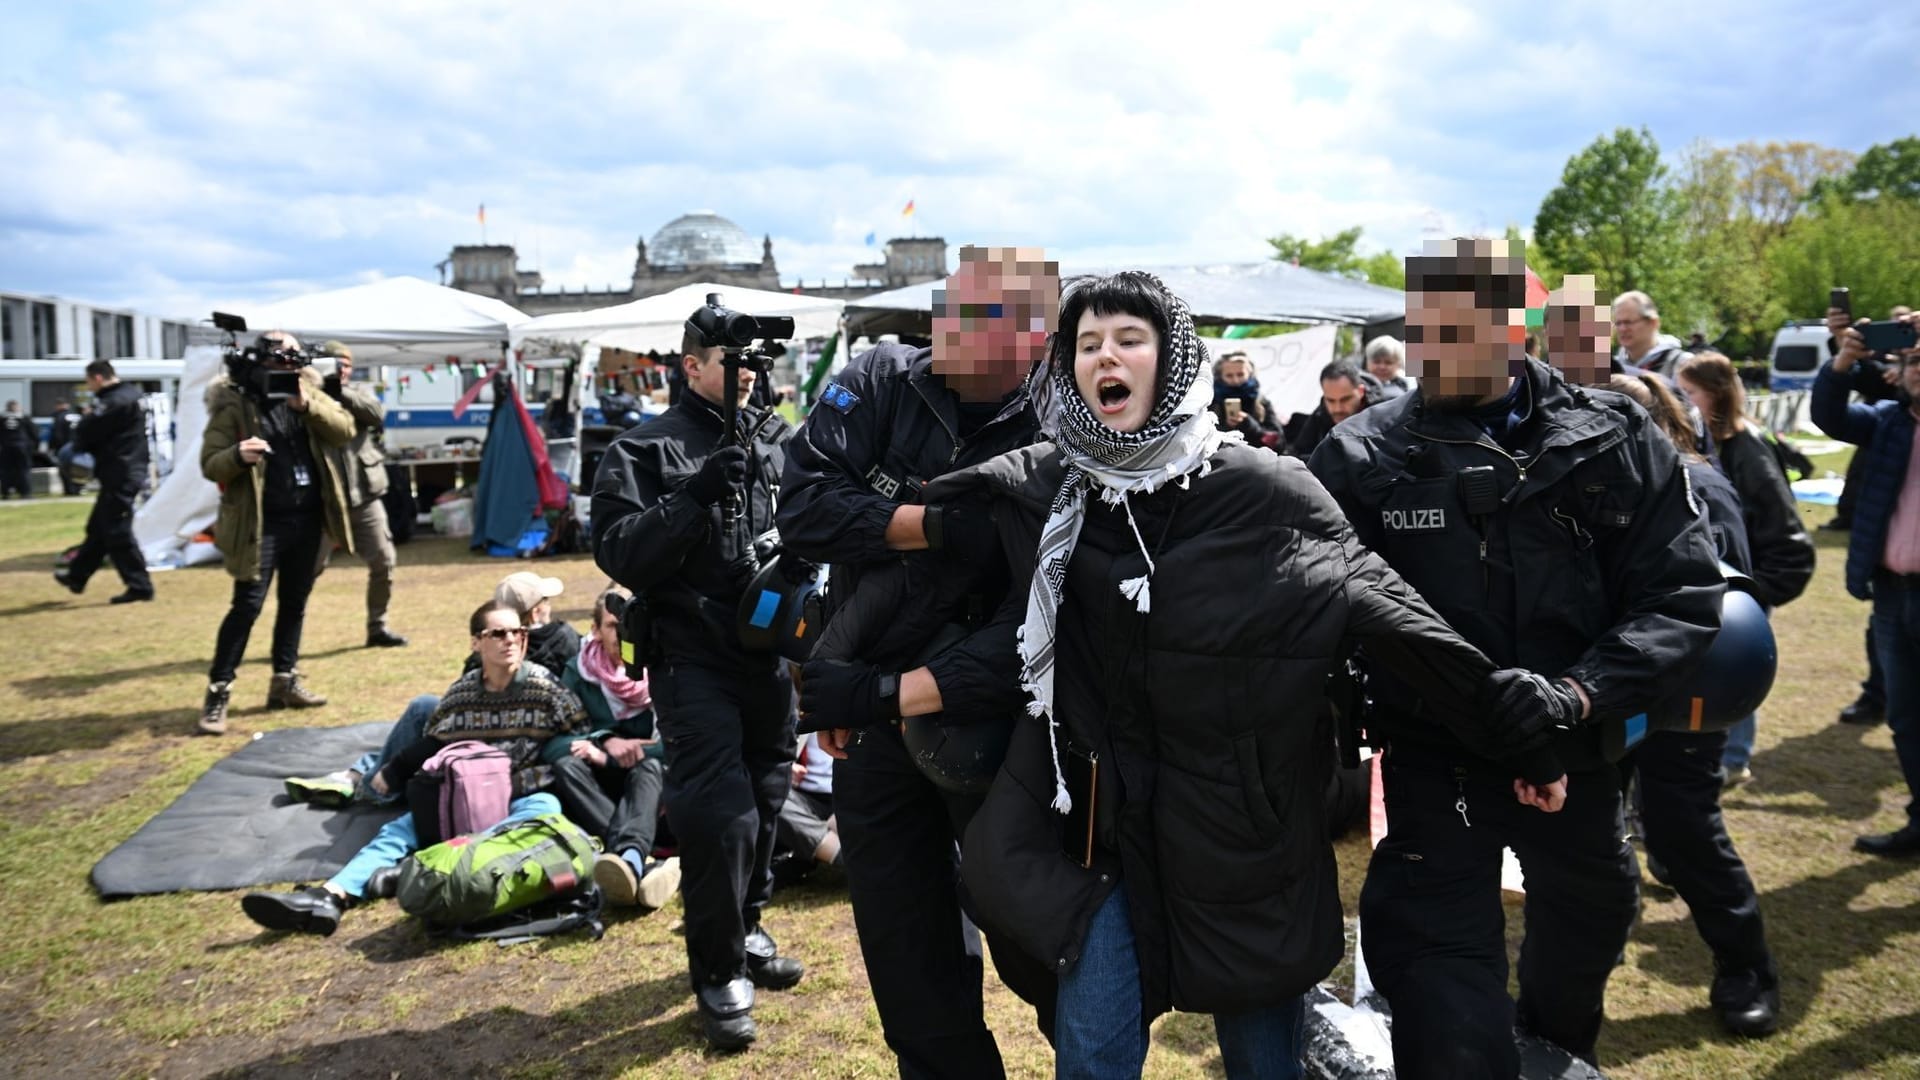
[686,445,750,506]
[923,501,997,558]
[798,659,900,733]
[1483,669,1584,749]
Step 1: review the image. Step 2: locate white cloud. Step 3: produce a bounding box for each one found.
[0,0,1911,321]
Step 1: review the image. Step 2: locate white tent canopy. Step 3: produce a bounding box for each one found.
[226,276,527,366]
[512,282,845,354]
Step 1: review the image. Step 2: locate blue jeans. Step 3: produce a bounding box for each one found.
[1871,584,1920,827]
[1056,887,1305,1080]
[1721,713,1757,772]
[326,791,560,899]
[351,694,440,803]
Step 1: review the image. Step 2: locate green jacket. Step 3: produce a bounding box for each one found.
[324,377,390,507]
[200,368,356,581]
[543,655,660,763]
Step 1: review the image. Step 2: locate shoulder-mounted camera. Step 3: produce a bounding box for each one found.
[211,311,311,402]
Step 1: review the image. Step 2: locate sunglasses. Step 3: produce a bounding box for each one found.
[476,627,528,642]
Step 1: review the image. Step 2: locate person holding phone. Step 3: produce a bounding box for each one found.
[921,271,1577,1079]
[1209,351,1280,447]
[196,330,356,735]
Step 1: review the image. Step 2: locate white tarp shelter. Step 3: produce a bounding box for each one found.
[227,275,527,365]
[512,282,845,355]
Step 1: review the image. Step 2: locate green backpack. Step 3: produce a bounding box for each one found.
[396,812,600,928]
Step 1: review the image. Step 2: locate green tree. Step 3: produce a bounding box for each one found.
[1357,250,1405,290]
[1813,136,1920,203]
[1266,226,1366,274]
[1768,195,1920,322]
[1534,127,1692,307]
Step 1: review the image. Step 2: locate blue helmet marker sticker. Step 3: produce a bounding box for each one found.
[749,589,782,629]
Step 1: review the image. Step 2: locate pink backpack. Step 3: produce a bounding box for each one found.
[407,741,514,848]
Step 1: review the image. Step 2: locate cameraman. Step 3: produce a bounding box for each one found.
[311,342,408,648]
[776,246,1061,1079]
[591,310,802,1052]
[197,331,356,735]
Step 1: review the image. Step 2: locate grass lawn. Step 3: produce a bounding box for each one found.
[0,490,1915,1079]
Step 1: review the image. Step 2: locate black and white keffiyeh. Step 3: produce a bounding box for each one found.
[1017,273,1237,813]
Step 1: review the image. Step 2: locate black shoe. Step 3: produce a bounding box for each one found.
[1819,518,1851,532]
[366,866,400,900]
[241,886,346,936]
[1710,966,1780,1037]
[693,975,756,1051]
[54,569,84,595]
[366,629,409,648]
[745,924,805,990]
[1839,694,1885,726]
[1854,824,1920,857]
[109,589,155,605]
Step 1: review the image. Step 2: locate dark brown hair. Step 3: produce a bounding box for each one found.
[1675,351,1747,444]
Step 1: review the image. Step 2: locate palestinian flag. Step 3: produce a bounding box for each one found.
[1524,265,1550,329]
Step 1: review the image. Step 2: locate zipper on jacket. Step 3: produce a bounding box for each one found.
[1453,767,1472,828]
[1550,504,1593,550]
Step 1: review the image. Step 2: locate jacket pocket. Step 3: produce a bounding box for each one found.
[1232,734,1285,844]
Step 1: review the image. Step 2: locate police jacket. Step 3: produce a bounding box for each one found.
[1716,427,1814,608]
[1308,358,1725,772]
[0,413,34,457]
[926,442,1544,1021]
[592,389,790,661]
[778,344,1040,698]
[76,381,151,494]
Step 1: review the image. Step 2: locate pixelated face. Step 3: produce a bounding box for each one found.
[1219,358,1254,386]
[1612,298,1657,354]
[932,250,1060,398]
[1546,276,1610,387]
[1074,310,1159,433]
[1366,350,1401,383]
[684,345,754,409]
[1321,375,1365,424]
[1675,372,1715,422]
[1406,289,1521,403]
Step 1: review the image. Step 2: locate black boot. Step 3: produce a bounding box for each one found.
[1854,824,1920,857]
[1710,964,1780,1037]
[1839,693,1885,726]
[692,974,756,1051]
[241,886,348,936]
[745,924,805,990]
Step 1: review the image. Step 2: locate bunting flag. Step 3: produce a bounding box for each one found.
[864,231,876,246]
[901,200,915,217]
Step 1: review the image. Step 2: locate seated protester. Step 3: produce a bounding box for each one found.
[1209,351,1282,449]
[466,571,582,676]
[241,600,586,936]
[771,732,840,886]
[546,588,680,911]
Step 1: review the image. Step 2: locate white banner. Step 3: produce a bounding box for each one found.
[1200,324,1340,424]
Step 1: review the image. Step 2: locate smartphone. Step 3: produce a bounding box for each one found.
[1830,287,1851,318]
[1223,397,1244,424]
[1058,746,1099,869]
[264,370,302,399]
[1859,321,1919,354]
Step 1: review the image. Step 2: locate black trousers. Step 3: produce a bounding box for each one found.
[837,721,1057,1080]
[1621,730,1772,975]
[1360,746,1638,1079]
[67,485,152,595]
[650,655,795,985]
[549,752,665,858]
[0,449,30,497]
[208,513,324,685]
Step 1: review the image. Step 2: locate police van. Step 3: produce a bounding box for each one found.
[1767,321,1829,393]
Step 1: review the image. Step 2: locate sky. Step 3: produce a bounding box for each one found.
[2,0,1914,321]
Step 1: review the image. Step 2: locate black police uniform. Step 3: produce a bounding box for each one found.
[66,381,154,597]
[591,386,795,994]
[0,409,35,497]
[778,344,1056,1080]
[1309,358,1724,1076]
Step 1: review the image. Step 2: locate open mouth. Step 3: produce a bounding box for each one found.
[1095,377,1132,413]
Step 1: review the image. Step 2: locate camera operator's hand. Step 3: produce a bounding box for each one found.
[686,444,750,506]
[798,659,900,731]
[237,436,271,466]
[923,501,997,559]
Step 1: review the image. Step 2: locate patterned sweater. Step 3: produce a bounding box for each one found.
[383,662,588,796]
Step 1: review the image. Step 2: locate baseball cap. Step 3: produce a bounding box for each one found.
[495,571,564,614]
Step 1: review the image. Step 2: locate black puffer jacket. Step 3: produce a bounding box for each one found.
[1716,427,1815,608]
[925,442,1550,1020]
[75,381,150,493]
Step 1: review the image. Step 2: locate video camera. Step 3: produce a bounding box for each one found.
[684,294,794,373]
[211,311,311,402]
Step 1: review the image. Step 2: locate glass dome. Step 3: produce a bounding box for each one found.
[648,211,760,268]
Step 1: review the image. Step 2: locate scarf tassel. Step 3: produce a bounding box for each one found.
[1118,574,1152,612]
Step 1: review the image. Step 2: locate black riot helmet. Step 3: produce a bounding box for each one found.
[897,623,1015,795]
[736,553,825,663]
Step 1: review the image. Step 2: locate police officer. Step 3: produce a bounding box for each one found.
[1309,237,1725,1078]
[591,312,801,1052]
[60,361,155,603]
[777,246,1061,1079]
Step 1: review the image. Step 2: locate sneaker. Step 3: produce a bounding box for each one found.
[266,671,327,710]
[1724,765,1753,788]
[638,856,682,911]
[593,853,641,907]
[198,681,232,735]
[365,628,409,648]
[286,770,357,809]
